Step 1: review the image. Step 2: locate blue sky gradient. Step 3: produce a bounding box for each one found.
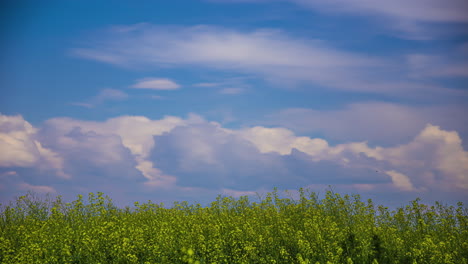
[1,0,468,207]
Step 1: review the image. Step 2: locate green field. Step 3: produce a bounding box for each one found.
[1,189,467,264]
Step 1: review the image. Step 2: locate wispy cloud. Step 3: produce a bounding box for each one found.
[193,82,222,88]
[131,78,180,90]
[290,0,468,23]
[193,77,251,95]
[72,25,384,89]
[72,24,466,98]
[407,53,468,79]
[72,88,128,108]
[219,87,245,95]
[150,95,165,100]
[212,0,468,38]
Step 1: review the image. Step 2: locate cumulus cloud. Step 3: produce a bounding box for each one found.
[0,114,69,178]
[41,127,140,179]
[131,78,180,90]
[40,114,192,187]
[328,124,468,191]
[385,170,414,191]
[252,124,467,191]
[151,120,468,193]
[239,126,329,158]
[382,124,468,190]
[1,113,467,205]
[151,123,363,190]
[0,114,39,167]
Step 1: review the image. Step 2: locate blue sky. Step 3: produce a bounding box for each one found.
[1,0,468,207]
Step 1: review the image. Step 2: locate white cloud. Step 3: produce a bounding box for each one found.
[148,118,468,193]
[137,160,176,187]
[381,124,468,189]
[0,114,69,179]
[131,78,180,90]
[239,126,329,158]
[341,124,468,191]
[34,141,70,179]
[385,170,414,191]
[44,115,186,158]
[237,124,468,191]
[40,114,204,187]
[239,126,296,155]
[0,114,39,167]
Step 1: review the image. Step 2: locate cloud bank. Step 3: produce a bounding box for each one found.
[1,113,467,206]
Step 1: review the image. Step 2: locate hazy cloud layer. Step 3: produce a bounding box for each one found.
[1,113,467,205]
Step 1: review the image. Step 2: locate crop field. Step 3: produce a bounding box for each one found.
[1,189,467,264]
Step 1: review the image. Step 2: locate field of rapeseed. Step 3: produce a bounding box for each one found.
[0,189,467,264]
